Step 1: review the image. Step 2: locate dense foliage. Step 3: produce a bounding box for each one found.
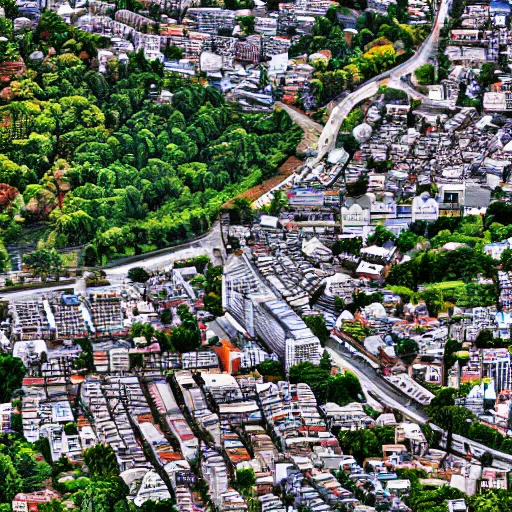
[0,436,52,502]
[290,6,426,106]
[0,12,301,263]
[289,360,363,406]
[0,354,25,403]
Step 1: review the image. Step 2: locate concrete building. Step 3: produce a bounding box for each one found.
[223,255,321,370]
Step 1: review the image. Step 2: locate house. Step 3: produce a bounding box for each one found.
[385,479,410,497]
[484,237,512,260]
[447,499,467,512]
[356,261,385,280]
[360,245,397,265]
[302,237,333,262]
[479,467,509,490]
[464,186,490,216]
[437,184,465,217]
[411,193,439,222]
[212,339,243,373]
[320,402,374,430]
[0,403,12,433]
[368,192,397,221]
[287,188,325,207]
[341,202,371,234]
[13,490,61,512]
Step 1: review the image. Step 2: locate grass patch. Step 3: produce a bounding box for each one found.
[423,281,465,290]
[0,281,75,293]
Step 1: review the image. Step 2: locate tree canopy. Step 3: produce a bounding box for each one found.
[0,22,301,264]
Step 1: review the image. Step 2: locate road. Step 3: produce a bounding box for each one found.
[327,340,512,467]
[106,221,224,285]
[312,0,451,164]
[326,341,427,424]
[0,223,224,299]
[275,101,324,156]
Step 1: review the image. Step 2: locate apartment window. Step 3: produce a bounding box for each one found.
[443,192,459,203]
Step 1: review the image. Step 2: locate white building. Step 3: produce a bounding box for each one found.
[341,203,371,233]
[223,256,321,371]
[484,237,512,260]
[411,192,439,222]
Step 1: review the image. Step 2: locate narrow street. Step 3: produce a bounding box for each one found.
[327,340,512,467]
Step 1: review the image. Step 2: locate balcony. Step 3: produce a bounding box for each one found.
[438,202,461,210]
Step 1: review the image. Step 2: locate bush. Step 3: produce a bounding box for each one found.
[127,267,150,283]
[415,64,435,85]
[256,359,284,378]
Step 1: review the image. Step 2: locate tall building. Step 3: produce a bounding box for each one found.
[223,256,321,371]
[482,348,511,394]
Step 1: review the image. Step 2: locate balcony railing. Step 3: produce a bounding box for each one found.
[438,202,461,210]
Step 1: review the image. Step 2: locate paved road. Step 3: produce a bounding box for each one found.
[327,340,512,467]
[326,341,427,424]
[0,223,224,299]
[106,222,224,285]
[312,0,450,164]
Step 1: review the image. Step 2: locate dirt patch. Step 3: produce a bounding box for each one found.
[275,102,323,157]
[222,156,303,209]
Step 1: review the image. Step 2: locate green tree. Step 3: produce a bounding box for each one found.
[203,292,223,317]
[160,308,172,324]
[138,500,178,512]
[238,15,255,35]
[396,337,419,358]
[478,62,500,90]
[422,287,444,317]
[256,359,284,378]
[289,362,331,403]
[337,134,360,156]
[0,453,22,502]
[429,387,455,408]
[127,267,150,283]
[332,237,362,256]
[303,314,330,347]
[23,247,64,280]
[333,296,345,311]
[0,239,11,273]
[169,305,201,353]
[39,500,67,512]
[319,350,332,372]
[230,198,253,224]
[367,225,396,247]
[268,190,288,217]
[83,443,119,478]
[328,371,363,406]
[0,353,25,402]
[414,64,435,85]
[236,467,256,494]
[346,174,368,197]
[0,0,18,19]
[469,489,512,512]
[338,429,380,463]
[475,329,495,349]
[501,248,512,272]
[162,42,184,61]
[396,230,420,253]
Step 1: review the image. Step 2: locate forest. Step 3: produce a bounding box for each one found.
[0,11,302,266]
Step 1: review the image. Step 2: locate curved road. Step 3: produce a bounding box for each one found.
[312,0,451,164]
[1,222,224,300]
[327,341,512,467]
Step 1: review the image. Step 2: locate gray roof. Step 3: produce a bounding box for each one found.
[465,186,491,208]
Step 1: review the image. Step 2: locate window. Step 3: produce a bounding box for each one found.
[443,192,459,203]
